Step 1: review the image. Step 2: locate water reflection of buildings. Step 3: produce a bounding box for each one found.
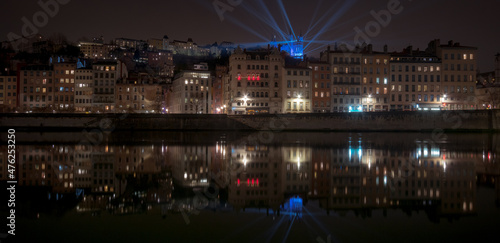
[6,135,499,219]
[228,144,284,211]
[322,141,478,219]
[282,146,311,196]
[168,145,212,188]
[17,145,75,193]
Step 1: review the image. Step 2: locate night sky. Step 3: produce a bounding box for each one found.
[1,0,499,70]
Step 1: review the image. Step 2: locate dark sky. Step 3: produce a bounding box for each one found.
[1,0,499,71]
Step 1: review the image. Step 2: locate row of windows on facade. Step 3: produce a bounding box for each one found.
[444,53,474,60]
[76,75,93,80]
[390,94,442,103]
[332,57,362,64]
[310,65,330,71]
[94,66,116,71]
[94,88,114,94]
[329,94,446,104]
[285,91,310,99]
[23,95,73,102]
[184,92,207,99]
[22,78,75,85]
[22,69,75,76]
[286,70,310,76]
[184,85,209,92]
[314,101,331,107]
[236,73,278,80]
[118,87,149,93]
[23,87,74,93]
[237,81,279,87]
[94,73,115,79]
[286,80,310,88]
[236,91,274,98]
[0,77,16,82]
[314,74,331,80]
[23,78,50,84]
[391,74,474,82]
[387,85,475,94]
[0,84,16,90]
[94,80,114,86]
[118,104,148,110]
[183,79,210,85]
[23,71,52,76]
[0,92,16,97]
[237,64,280,70]
[184,105,205,111]
[285,102,310,111]
[392,65,441,72]
[235,102,271,107]
[333,67,362,74]
[118,95,146,101]
[75,99,91,104]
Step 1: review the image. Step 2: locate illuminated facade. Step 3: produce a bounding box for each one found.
[227,46,284,114]
[427,39,477,110]
[19,65,55,111]
[78,42,109,59]
[74,67,94,112]
[361,47,391,112]
[116,75,163,113]
[282,66,312,113]
[389,47,442,111]
[213,65,227,113]
[53,62,76,111]
[168,70,212,114]
[308,62,331,113]
[0,73,17,112]
[91,61,128,113]
[321,45,362,112]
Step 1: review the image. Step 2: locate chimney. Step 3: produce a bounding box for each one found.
[383,44,388,54]
[448,40,454,46]
[368,44,373,53]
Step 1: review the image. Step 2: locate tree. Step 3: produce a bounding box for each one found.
[476,84,500,109]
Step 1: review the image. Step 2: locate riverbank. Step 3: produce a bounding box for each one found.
[0,110,499,132]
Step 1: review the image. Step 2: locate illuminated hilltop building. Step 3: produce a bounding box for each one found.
[271,34,304,60]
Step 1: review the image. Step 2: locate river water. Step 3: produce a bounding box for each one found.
[2,132,499,242]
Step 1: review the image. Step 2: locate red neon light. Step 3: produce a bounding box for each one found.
[237,76,241,81]
[247,178,250,185]
[256,178,259,186]
[252,179,254,185]
[257,76,260,81]
[237,178,240,185]
[247,76,250,81]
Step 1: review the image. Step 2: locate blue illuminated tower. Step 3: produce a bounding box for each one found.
[289,35,304,60]
[271,34,304,60]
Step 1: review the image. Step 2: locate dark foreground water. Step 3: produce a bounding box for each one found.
[1,132,499,243]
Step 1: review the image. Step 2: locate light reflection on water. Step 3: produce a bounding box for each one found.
[2,132,499,242]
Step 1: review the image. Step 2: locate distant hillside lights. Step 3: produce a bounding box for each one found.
[7,0,71,51]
